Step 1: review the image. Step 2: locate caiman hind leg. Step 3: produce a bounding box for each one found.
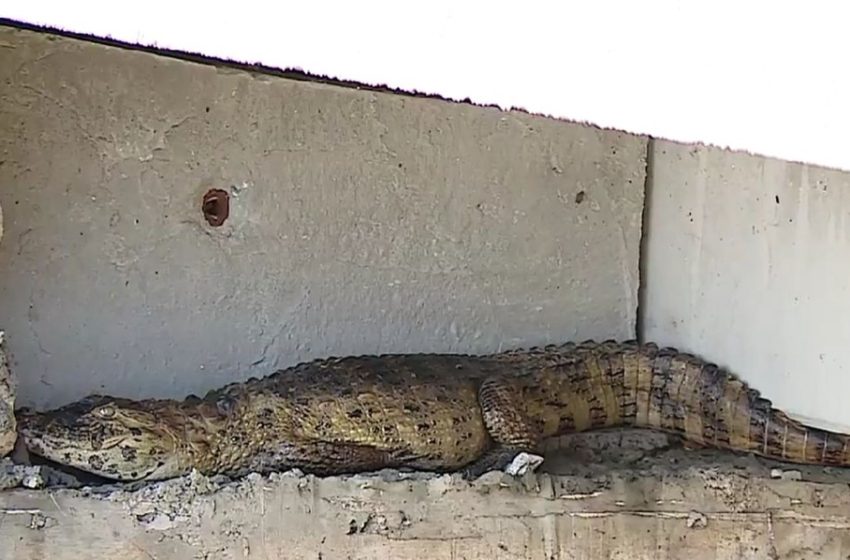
[462,377,544,479]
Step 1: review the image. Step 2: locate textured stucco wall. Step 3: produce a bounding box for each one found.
[0,26,646,409]
[643,140,850,431]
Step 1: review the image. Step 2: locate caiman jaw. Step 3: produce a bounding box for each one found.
[14,399,182,481]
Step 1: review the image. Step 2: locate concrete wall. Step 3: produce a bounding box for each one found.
[8,4,850,174]
[642,141,850,432]
[0,26,646,409]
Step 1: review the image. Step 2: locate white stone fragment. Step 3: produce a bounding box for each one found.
[505,452,545,476]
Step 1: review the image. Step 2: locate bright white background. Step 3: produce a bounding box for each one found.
[3,1,849,171]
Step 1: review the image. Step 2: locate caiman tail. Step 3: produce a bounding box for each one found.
[468,339,850,479]
[616,341,850,466]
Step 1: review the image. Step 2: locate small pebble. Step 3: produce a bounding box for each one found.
[686,510,708,529]
[22,472,45,489]
[770,468,802,481]
[782,469,803,481]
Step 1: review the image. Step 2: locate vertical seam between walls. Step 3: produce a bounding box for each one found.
[635,137,655,343]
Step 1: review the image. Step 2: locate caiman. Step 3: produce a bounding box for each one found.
[15,340,850,482]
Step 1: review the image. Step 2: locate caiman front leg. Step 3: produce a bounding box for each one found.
[462,377,545,480]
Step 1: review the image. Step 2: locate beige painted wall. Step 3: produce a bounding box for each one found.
[0,26,646,409]
[643,140,850,431]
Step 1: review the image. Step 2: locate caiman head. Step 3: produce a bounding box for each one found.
[17,395,188,482]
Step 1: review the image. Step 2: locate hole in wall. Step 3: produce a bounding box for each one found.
[202,189,230,227]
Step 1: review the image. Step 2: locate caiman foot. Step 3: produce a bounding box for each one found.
[461,448,544,480]
[464,376,546,480]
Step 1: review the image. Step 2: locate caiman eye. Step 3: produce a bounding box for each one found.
[95,405,116,418]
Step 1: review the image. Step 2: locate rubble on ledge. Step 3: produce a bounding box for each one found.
[0,332,16,457]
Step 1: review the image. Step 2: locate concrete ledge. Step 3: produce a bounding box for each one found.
[2,431,849,559]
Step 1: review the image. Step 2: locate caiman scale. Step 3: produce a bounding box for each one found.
[16,340,850,482]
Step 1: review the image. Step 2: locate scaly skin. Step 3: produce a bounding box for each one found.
[16,340,850,482]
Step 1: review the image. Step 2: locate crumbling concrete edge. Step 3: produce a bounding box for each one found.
[3,461,850,559]
[0,330,16,457]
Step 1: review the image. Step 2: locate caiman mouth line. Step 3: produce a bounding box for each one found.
[89,436,127,451]
[22,429,127,456]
